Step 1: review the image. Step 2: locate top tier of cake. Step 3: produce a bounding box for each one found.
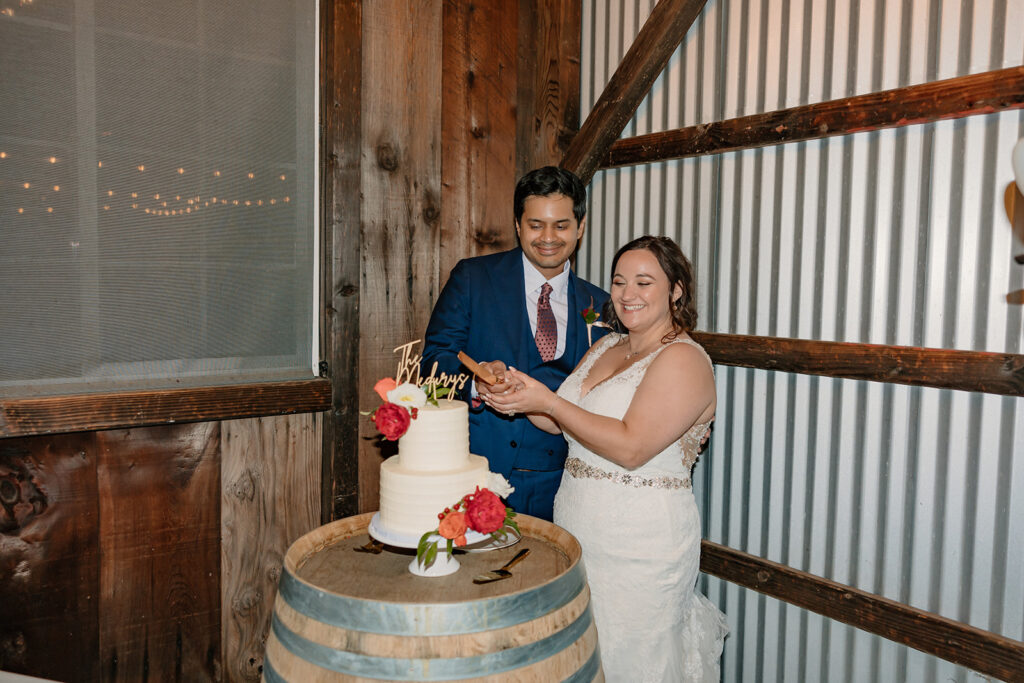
[397,401,471,471]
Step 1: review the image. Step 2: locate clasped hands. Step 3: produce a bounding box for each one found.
[475,361,555,417]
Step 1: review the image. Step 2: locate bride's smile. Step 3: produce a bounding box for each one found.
[611,249,682,337]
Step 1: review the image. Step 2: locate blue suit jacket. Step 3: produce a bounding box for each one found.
[421,248,611,521]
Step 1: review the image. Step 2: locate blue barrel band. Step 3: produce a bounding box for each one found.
[268,603,595,681]
[563,644,602,683]
[279,561,587,636]
[262,658,286,683]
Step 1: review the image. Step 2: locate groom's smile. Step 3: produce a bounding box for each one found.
[516,194,585,279]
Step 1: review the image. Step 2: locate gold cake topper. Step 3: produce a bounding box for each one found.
[393,340,470,401]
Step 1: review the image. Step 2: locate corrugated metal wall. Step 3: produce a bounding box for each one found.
[578,1,1024,681]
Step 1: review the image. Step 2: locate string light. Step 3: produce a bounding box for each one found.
[1,152,8,159]
[11,155,298,218]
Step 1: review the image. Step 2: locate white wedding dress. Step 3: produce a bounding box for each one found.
[553,333,729,683]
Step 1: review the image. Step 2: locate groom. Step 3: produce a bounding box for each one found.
[421,166,610,521]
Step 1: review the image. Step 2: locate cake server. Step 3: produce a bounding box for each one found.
[472,547,530,584]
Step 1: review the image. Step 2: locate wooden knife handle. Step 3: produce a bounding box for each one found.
[457,351,498,384]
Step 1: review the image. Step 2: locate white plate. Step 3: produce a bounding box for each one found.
[368,512,488,549]
[460,526,522,553]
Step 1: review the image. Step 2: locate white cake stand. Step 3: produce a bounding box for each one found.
[368,512,489,577]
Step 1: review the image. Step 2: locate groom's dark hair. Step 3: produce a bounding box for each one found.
[513,166,587,225]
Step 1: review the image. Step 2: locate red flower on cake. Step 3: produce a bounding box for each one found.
[437,510,468,546]
[415,479,518,570]
[373,402,411,440]
[464,487,507,534]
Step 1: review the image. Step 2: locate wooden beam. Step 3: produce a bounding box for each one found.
[700,541,1024,681]
[320,0,362,522]
[560,0,708,183]
[0,379,331,437]
[691,332,1024,397]
[602,66,1024,167]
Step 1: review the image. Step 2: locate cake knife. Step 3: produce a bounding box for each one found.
[472,547,531,584]
[457,351,498,385]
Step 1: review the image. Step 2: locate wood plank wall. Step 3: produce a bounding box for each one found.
[0,415,320,682]
[354,0,581,514]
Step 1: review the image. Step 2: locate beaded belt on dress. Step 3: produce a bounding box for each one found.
[564,456,691,490]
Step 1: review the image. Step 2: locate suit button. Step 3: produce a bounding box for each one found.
[548,450,553,456]
[510,441,517,448]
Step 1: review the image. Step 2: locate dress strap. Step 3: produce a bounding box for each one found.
[639,336,713,371]
[667,337,714,370]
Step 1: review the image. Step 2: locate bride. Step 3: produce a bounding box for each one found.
[484,235,728,682]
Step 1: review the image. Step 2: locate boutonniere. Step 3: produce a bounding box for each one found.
[581,297,611,345]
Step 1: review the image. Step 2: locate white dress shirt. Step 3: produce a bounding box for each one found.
[522,253,570,360]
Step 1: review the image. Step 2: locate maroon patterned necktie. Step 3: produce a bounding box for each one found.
[535,282,556,362]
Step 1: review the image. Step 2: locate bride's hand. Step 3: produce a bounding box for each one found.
[482,367,556,416]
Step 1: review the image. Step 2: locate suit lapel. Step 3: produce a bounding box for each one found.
[486,248,531,369]
[565,273,581,359]
[568,271,597,357]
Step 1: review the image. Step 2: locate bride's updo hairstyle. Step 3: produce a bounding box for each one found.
[602,235,698,336]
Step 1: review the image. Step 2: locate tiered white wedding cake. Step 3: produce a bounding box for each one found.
[378,401,489,537]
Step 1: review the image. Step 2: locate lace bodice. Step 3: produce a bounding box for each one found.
[557,332,713,483]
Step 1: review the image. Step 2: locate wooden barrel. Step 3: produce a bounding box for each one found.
[263,512,603,682]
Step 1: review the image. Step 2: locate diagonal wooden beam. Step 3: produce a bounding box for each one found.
[560,0,708,184]
[601,65,1024,167]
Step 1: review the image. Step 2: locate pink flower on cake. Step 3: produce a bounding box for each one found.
[374,377,398,401]
[437,510,468,546]
[373,402,411,440]
[464,487,507,534]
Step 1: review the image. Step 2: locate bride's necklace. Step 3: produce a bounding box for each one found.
[623,339,662,361]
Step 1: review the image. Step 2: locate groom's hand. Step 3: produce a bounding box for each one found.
[475,360,513,397]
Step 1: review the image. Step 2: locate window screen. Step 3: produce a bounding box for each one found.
[0,0,318,396]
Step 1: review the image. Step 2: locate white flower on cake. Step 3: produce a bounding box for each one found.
[387,383,427,410]
[487,472,515,499]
